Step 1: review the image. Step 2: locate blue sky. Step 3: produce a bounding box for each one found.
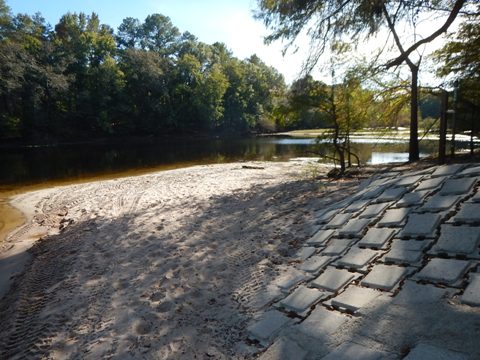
[6,0,306,83]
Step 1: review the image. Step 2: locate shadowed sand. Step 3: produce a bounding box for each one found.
[0,161,358,359]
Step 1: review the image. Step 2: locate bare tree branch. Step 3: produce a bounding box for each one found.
[385,0,466,68]
[382,4,416,70]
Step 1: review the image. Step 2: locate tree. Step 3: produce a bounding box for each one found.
[119,48,170,133]
[256,0,471,161]
[435,17,480,81]
[280,75,330,130]
[434,9,480,106]
[239,55,285,131]
[140,14,180,56]
[0,0,11,39]
[434,8,480,146]
[54,12,119,136]
[0,7,287,142]
[116,17,141,49]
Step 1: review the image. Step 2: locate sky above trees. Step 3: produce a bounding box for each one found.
[7,0,463,88]
[6,0,307,84]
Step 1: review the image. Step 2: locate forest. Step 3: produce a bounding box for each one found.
[0,0,478,149]
[0,1,289,142]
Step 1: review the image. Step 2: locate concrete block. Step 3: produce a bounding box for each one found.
[377,208,410,227]
[368,176,396,188]
[320,341,389,360]
[311,267,356,292]
[325,213,353,229]
[403,343,470,360]
[274,268,309,293]
[431,225,480,255]
[409,167,436,176]
[361,264,409,291]
[358,228,396,249]
[248,310,290,345]
[421,194,462,212]
[359,202,391,219]
[439,177,477,195]
[344,199,371,213]
[331,286,382,312]
[396,191,431,207]
[471,192,480,203]
[297,307,349,339]
[431,164,465,177]
[400,213,442,238]
[316,209,340,224]
[452,203,480,224]
[296,246,317,260]
[393,281,454,305]
[308,224,322,237]
[258,337,307,360]
[279,285,327,314]
[322,239,354,256]
[383,248,424,265]
[376,186,408,202]
[328,198,352,210]
[336,248,379,271]
[393,174,424,187]
[459,165,480,177]
[415,176,447,191]
[307,229,336,246]
[461,273,480,306]
[299,255,332,274]
[390,239,431,251]
[249,284,284,310]
[417,258,470,286]
[384,239,430,265]
[361,186,387,200]
[338,218,372,237]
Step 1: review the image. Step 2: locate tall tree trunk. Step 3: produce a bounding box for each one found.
[438,90,448,164]
[345,87,351,167]
[331,83,345,172]
[409,64,419,161]
[333,121,345,173]
[470,113,475,156]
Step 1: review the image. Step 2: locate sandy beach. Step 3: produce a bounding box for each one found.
[0,161,359,359]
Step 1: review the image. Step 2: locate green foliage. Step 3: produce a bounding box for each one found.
[277,75,330,130]
[419,93,440,120]
[140,14,180,55]
[435,16,480,80]
[434,12,480,110]
[116,17,141,49]
[256,0,471,162]
[0,7,287,142]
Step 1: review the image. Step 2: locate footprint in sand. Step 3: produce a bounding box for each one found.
[156,301,174,313]
[134,319,152,335]
[112,279,129,291]
[149,291,166,302]
[190,288,204,299]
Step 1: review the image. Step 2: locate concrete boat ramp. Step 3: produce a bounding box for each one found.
[249,163,480,359]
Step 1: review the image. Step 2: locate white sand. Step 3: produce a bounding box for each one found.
[0,161,358,359]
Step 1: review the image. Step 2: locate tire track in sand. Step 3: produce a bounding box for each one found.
[0,232,79,359]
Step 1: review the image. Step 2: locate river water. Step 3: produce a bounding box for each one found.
[0,135,475,243]
[0,136,462,187]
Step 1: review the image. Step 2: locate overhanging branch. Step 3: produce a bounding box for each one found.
[385,0,466,68]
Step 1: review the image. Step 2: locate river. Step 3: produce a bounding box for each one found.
[0,136,461,187]
[0,135,475,243]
